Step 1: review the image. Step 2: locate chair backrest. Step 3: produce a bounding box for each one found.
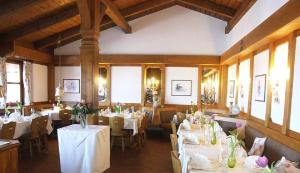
[109,116,124,136]
[171,121,177,134]
[39,116,48,134]
[170,134,178,151]
[31,118,41,139]
[139,116,147,132]
[0,122,16,139]
[87,114,98,125]
[177,112,186,124]
[59,109,71,122]
[171,150,182,173]
[159,109,177,124]
[99,116,109,125]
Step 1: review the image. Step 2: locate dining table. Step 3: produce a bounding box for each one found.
[40,108,60,120]
[102,112,144,136]
[0,112,53,139]
[177,122,260,173]
[58,124,110,173]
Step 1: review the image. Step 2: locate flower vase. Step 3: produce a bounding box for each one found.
[211,131,217,145]
[79,113,87,128]
[227,149,237,168]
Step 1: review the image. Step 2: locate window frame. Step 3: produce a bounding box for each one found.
[6,60,24,105]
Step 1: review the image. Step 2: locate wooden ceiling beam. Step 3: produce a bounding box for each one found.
[35,0,176,49]
[101,0,131,33]
[0,0,45,18]
[176,0,236,21]
[225,0,257,34]
[1,3,79,41]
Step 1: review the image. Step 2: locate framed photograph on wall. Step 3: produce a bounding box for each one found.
[229,80,235,98]
[254,74,266,102]
[171,80,192,96]
[63,79,80,93]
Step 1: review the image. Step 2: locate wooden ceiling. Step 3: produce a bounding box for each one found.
[0,0,256,53]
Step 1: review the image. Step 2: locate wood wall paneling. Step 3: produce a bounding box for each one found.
[197,65,203,108]
[219,65,228,108]
[247,53,254,119]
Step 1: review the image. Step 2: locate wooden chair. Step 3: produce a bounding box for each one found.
[99,116,109,125]
[59,109,72,126]
[109,116,129,152]
[29,118,42,157]
[38,116,49,151]
[171,121,177,135]
[171,150,182,173]
[87,115,99,125]
[177,112,186,124]
[138,116,147,147]
[170,134,178,152]
[0,122,16,139]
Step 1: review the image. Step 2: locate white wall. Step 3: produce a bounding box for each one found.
[32,64,48,102]
[55,66,81,102]
[225,0,289,50]
[251,50,269,120]
[55,5,227,55]
[111,66,142,103]
[238,59,250,113]
[165,67,198,105]
[226,64,236,107]
[290,36,300,132]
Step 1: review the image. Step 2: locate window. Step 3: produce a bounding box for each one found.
[6,62,22,103]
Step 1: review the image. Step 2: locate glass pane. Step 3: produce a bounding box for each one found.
[7,84,21,103]
[6,63,20,83]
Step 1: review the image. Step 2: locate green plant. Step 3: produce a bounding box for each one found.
[16,101,24,110]
[190,101,195,115]
[71,102,97,116]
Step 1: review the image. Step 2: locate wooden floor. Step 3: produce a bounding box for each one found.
[19,131,173,173]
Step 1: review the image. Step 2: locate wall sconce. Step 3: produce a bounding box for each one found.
[98,77,107,101]
[147,77,159,92]
[98,77,106,87]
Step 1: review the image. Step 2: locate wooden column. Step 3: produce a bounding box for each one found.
[197,65,203,109]
[76,0,102,106]
[235,60,240,105]
[219,65,228,108]
[160,64,166,107]
[282,32,296,134]
[265,43,275,127]
[47,64,55,103]
[247,54,254,119]
[141,64,146,106]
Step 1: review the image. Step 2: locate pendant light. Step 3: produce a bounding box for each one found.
[55,35,64,105]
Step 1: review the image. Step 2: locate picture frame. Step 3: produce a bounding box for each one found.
[171,80,192,96]
[63,79,80,93]
[254,74,266,102]
[229,80,235,98]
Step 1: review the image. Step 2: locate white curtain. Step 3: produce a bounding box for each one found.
[23,61,33,105]
[0,57,7,99]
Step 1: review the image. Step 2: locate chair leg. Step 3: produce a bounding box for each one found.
[121,136,125,152]
[29,140,33,157]
[37,138,41,153]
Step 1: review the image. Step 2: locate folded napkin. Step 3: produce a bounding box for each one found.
[31,112,42,119]
[182,119,191,130]
[189,154,212,170]
[183,133,199,144]
[244,156,260,169]
[9,112,23,122]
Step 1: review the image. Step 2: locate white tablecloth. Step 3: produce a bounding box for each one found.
[0,115,53,139]
[177,123,251,173]
[58,125,110,173]
[41,109,60,120]
[103,113,143,135]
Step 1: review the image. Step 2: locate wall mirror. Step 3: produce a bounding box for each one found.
[145,67,161,105]
[98,66,108,103]
[201,67,219,105]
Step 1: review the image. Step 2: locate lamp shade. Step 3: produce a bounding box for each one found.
[55,85,64,97]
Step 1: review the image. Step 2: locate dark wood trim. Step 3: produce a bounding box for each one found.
[13,44,53,64]
[225,0,257,34]
[221,0,300,64]
[177,0,235,21]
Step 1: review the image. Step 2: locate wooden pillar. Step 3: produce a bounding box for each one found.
[47,64,55,103]
[219,65,228,108]
[197,65,203,109]
[160,64,165,107]
[76,0,103,106]
[247,54,254,118]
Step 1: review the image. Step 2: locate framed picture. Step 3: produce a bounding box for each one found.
[229,80,235,98]
[171,80,192,96]
[254,74,266,102]
[63,79,80,93]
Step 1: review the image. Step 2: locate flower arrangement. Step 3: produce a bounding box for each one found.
[227,121,245,168]
[190,101,195,116]
[210,115,217,145]
[71,101,97,128]
[256,156,275,173]
[16,101,24,111]
[114,102,125,114]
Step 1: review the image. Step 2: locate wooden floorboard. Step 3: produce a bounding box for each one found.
[19,132,173,173]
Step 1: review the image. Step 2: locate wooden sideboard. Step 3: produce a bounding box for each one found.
[0,140,20,173]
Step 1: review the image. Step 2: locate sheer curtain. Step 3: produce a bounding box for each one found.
[23,61,33,105]
[0,57,7,107]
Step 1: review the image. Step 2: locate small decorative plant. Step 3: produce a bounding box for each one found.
[71,101,97,128]
[210,119,217,145]
[227,121,245,168]
[256,156,275,173]
[114,102,124,114]
[190,101,195,116]
[16,101,24,111]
